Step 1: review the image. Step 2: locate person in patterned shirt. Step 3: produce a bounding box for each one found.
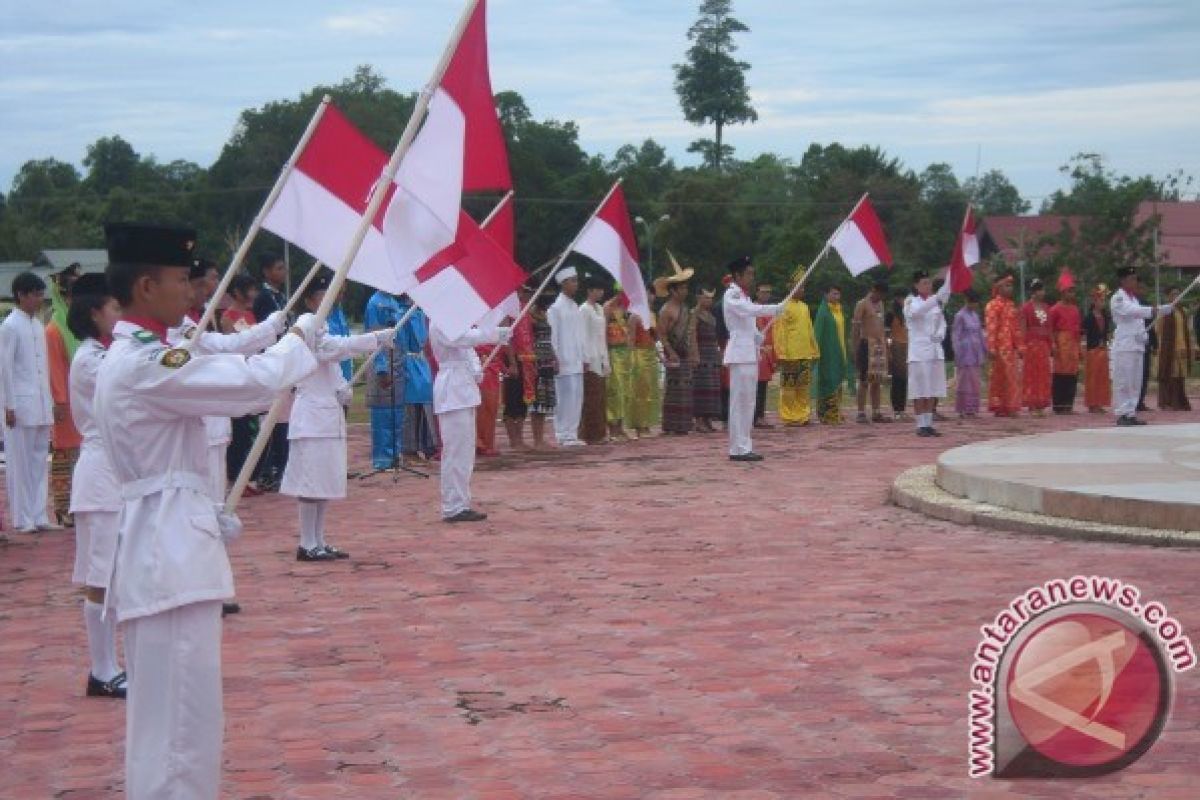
[985,273,1022,417]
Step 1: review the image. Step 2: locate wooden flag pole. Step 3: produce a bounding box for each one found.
[224,0,483,514]
[479,178,625,373]
[190,96,333,346]
[1171,272,1200,306]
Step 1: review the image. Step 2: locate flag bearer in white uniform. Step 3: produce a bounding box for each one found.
[548,267,586,446]
[281,275,393,560]
[1,271,58,532]
[430,321,513,522]
[722,256,781,462]
[94,222,320,800]
[1110,266,1172,426]
[903,271,952,437]
[65,273,127,698]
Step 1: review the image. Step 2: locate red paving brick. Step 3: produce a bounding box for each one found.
[2,407,1200,798]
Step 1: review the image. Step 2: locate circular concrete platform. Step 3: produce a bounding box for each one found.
[935,423,1200,532]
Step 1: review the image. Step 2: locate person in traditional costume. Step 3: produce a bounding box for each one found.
[722,257,781,460]
[774,278,818,426]
[852,280,890,423]
[1083,284,1113,413]
[655,254,696,435]
[502,284,536,451]
[1154,286,1194,410]
[754,283,777,428]
[46,265,83,526]
[604,290,633,441]
[365,292,438,466]
[985,273,1022,417]
[1049,273,1083,414]
[65,273,127,698]
[579,275,611,444]
[529,294,557,450]
[474,337,504,456]
[814,285,848,424]
[691,286,723,432]
[626,301,661,437]
[283,276,391,560]
[1020,279,1053,415]
[886,291,910,421]
[1111,267,1173,425]
[951,289,986,417]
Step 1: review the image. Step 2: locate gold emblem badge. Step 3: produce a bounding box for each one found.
[160,348,192,369]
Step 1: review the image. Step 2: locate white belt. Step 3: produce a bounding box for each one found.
[121,471,209,501]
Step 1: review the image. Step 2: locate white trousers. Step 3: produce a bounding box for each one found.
[728,363,758,456]
[125,601,223,800]
[553,374,584,443]
[4,424,50,529]
[1112,350,1144,418]
[205,444,227,504]
[438,407,476,518]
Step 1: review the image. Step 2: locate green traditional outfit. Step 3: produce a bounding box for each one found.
[49,279,81,360]
[814,299,848,424]
[627,315,661,431]
[606,307,632,426]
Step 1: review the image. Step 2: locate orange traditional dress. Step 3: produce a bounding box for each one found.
[1020,300,1053,411]
[474,342,504,455]
[1083,305,1112,412]
[985,294,1022,416]
[46,320,82,525]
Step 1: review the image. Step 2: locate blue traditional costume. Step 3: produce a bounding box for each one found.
[364,292,438,468]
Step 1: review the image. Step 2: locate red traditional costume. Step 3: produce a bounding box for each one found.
[985,285,1022,416]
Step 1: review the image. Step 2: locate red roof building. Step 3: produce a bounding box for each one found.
[1135,201,1200,272]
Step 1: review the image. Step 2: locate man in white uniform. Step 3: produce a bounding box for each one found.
[430,322,512,522]
[94,222,320,800]
[1110,267,1172,426]
[904,271,952,437]
[1,271,58,532]
[722,256,782,461]
[548,267,586,446]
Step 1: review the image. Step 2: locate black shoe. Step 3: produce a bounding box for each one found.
[1129,416,1148,426]
[1116,415,1145,427]
[917,427,933,437]
[729,452,764,462]
[444,509,487,523]
[927,427,943,436]
[87,672,127,699]
[296,546,337,562]
[222,602,241,616]
[321,545,350,559]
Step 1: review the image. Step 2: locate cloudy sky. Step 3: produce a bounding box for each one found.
[1,0,1197,204]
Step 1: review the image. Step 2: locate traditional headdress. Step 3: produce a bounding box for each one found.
[652,251,695,298]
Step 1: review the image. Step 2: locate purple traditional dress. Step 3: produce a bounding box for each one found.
[952,306,987,415]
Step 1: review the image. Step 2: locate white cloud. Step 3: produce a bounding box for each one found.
[323,9,411,36]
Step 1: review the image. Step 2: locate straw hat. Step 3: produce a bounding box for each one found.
[652,251,695,298]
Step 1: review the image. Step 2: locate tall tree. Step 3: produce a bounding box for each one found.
[674,0,757,172]
[963,169,1029,216]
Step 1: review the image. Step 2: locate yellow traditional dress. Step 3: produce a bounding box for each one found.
[775,299,819,425]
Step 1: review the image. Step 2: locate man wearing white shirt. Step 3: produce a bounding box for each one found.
[903,271,952,437]
[548,267,587,447]
[1,271,57,532]
[579,277,611,444]
[721,257,782,461]
[1110,266,1172,426]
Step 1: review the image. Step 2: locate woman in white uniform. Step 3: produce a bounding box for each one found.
[66,273,127,698]
[281,276,393,561]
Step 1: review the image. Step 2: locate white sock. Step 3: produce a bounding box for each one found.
[314,500,328,549]
[84,599,119,682]
[298,500,319,551]
[915,413,924,430]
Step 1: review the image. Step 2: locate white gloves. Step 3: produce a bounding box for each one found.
[1159,303,1175,317]
[217,510,243,544]
[754,331,765,347]
[336,384,354,407]
[497,326,513,345]
[266,310,289,336]
[292,313,325,350]
[375,328,397,350]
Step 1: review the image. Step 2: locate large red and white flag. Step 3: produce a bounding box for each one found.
[949,205,981,293]
[382,0,524,339]
[829,196,893,276]
[571,183,651,324]
[477,195,523,328]
[260,104,400,291]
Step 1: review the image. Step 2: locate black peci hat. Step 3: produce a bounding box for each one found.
[70,273,108,297]
[105,222,196,268]
[1116,266,1137,280]
[725,255,752,275]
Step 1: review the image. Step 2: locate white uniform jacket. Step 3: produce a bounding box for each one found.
[1110,288,1164,353]
[430,325,506,415]
[95,321,318,622]
[721,284,781,366]
[0,308,54,426]
[903,284,951,363]
[68,339,121,515]
[288,332,380,440]
[581,301,611,376]
[548,295,586,376]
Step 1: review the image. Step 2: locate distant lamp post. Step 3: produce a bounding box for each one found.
[635,213,671,284]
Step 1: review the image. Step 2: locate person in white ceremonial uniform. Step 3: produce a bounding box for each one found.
[94,222,320,800]
[904,271,952,437]
[282,275,393,560]
[430,321,512,522]
[1,271,58,532]
[1110,266,1172,426]
[722,256,781,462]
[65,274,128,698]
[548,267,587,446]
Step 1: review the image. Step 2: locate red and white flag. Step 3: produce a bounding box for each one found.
[949,205,980,293]
[829,196,893,276]
[383,0,524,339]
[476,194,525,328]
[571,183,651,324]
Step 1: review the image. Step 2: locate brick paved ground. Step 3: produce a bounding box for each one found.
[2,405,1199,799]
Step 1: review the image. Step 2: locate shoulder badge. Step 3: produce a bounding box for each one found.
[132,330,159,345]
[160,348,192,369]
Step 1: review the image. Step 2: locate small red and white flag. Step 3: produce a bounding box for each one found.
[949,205,981,293]
[571,183,651,324]
[829,196,893,276]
